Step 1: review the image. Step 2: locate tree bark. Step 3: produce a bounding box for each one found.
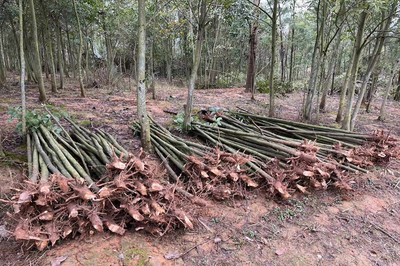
[320,1,344,111]
[29,0,47,102]
[150,39,156,100]
[378,59,400,121]
[341,10,368,130]
[56,21,64,89]
[20,0,26,137]
[183,0,207,130]
[73,0,86,98]
[394,69,400,101]
[303,0,324,120]
[336,53,353,122]
[44,15,57,93]
[366,73,379,113]
[137,0,151,151]
[350,9,393,130]
[288,0,295,85]
[245,0,260,95]
[269,0,278,117]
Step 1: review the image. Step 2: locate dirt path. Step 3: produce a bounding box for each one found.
[1,76,400,265]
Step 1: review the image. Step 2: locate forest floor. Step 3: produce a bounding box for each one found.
[1,75,400,266]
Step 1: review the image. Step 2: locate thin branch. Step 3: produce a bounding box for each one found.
[245,0,273,21]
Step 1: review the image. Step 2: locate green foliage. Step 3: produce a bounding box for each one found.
[256,78,299,96]
[8,106,68,135]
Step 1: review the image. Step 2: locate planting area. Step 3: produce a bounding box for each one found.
[1,77,400,266]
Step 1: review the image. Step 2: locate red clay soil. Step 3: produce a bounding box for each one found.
[1,75,400,266]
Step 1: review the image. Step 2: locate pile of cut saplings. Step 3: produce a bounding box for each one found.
[3,111,399,251]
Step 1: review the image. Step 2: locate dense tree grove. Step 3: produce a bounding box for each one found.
[0,0,400,146]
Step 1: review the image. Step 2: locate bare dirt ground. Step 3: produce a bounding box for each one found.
[1,74,400,266]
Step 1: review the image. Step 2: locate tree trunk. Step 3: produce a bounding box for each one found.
[0,29,6,84]
[269,0,278,117]
[394,69,400,101]
[73,0,86,97]
[336,54,353,122]
[65,19,75,78]
[150,39,156,100]
[303,0,327,120]
[245,0,260,94]
[183,0,207,130]
[350,9,394,130]
[20,0,26,137]
[320,1,344,111]
[341,10,367,130]
[165,39,172,83]
[288,0,295,85]
[366,73,379,113]
[29,0,47,102]
[378,60,400,121]
[44,17,57,93]
[207,14,221,89]
[56,21,64,89]
[137,0,151,151]
[279,3,286,83]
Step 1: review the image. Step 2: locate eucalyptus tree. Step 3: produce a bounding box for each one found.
[350,3,397,130]
[73,0,86,97]
[245,0,260,97]
[137,0,151,151]
[29,0,47,102]
[183,0,208,131]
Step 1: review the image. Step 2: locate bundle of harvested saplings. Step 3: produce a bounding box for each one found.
[5,109,194,251]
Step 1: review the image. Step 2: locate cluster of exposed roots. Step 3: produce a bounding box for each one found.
[7,151,194,251]
[184,148,258,200]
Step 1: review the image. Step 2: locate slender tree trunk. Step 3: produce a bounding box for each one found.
[208,14,221,89]
[85,39,89,83]
[73,0,86,97]
[65,19,75,78]
[9,17,21,70]
[137,0,151,151]
[366,73,379,113]
[320,1,344,111]
[245,0,260,95]
[45,17,57,93]
[42,31,49,80]
[303,0,325,120]
[279,4,286,83]
[288,0,295,85]
[394,69,400,101]
[20,0,26,137]
[0,29,6,84]
[269,0,278,117]
[150,39,156,100]
[336,54,353,122]
[56,21,64,89]
[378,60,400,121]
[29,0,47,102]
[164,39,172,83]
[183,0,207,130]
[341,10,368,130]
[350,10,393,130]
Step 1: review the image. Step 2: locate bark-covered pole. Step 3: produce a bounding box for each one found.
[269,0,278,117]
[350,7,394,130]
[73,0,86,98]
[20,0,26,137]
[183,0,207,131]
[137,0,151,151]
[29,0,47,102]
[378,59,400,121]
[341,10,367,130]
